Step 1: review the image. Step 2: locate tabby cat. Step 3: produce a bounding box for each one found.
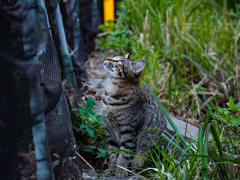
[102,53,167,177]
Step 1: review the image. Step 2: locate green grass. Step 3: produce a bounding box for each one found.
[97,0,240,122]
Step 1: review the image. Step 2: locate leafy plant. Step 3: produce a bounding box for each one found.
[96,82,104,89]
[97,20,134,53]
[208,97,240,179]
[72,97,107,158]
[212,96,240,127]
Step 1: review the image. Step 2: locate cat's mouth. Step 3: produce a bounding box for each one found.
[104,61,114,72]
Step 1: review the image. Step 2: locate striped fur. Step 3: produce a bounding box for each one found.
[102,54,167,177]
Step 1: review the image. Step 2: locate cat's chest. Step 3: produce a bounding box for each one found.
[103,106,131,124]
[103,100,135,122]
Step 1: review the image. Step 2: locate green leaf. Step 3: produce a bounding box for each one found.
[106,20,114,24]
[78,103,85,110]
[96,116,103,123]
[80,123,88,129]
[81,116,88,121]
[227,96,236,112]
[217,107,223,114]
[223,109,229,115]
[73,123,81,131]
[98,24,107,30]
[230,118,240,127]
[86,97,95,111]
[96,148,107,158]
[97,83,104,88]
[86,127,95,137]
[73,111,79,116]
[88,110,96,115]
[236,102,240,110]
[82,145,96,152]
[96,152,107,158]
[79,107,86,114]
[88,114,97,122]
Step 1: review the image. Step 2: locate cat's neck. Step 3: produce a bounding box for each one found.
[105,77,142,95]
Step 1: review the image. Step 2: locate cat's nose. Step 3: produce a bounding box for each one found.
[104,61,113,69]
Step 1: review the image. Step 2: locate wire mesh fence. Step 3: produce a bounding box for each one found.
[0,0,95,179]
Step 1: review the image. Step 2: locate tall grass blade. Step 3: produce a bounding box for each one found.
[182,54,216,81]
[210,120,230,179]
[161,134,184,154]
[203,94,215,118]
[198,123,211,178]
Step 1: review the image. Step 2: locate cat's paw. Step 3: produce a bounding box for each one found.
[116,169,128,177]
[105,169,116,176]
[131,157,145,167]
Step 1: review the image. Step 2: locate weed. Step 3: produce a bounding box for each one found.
[212,96,240,128]
[97,20,133,53]
[72,97,107,158]
[96,82,104,89]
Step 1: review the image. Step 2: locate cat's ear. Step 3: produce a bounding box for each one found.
[131,59,145,76]
[125,53,130,60]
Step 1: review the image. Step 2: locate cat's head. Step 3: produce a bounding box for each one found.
[104,53,145,82]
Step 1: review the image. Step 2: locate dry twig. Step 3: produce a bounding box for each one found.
[75,151,96,171]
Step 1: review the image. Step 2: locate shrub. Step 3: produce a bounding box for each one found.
[72,97,107,158]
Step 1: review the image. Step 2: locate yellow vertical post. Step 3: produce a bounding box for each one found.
[103,0,115,27]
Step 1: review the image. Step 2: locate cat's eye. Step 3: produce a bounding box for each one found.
[117,61,122,64]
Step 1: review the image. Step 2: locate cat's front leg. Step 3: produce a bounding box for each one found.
[131,150,148,168]
[105,128,119,176]
[116,133,136,177]
[106,145,119,176]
